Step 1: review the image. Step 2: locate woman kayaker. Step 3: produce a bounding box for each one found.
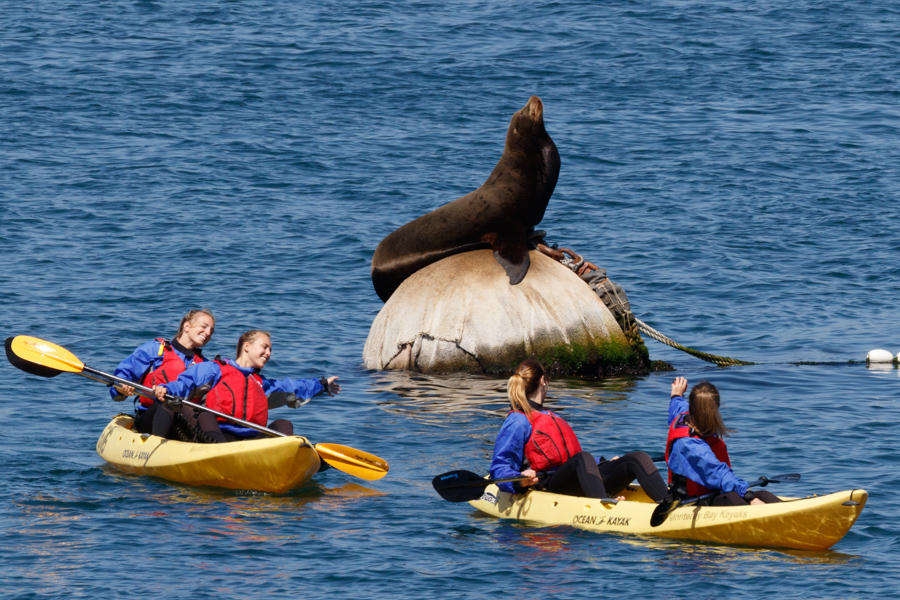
[489,359,669,501]
[666,377,781,506]
[152,329,340,442]
[110,309,216,436]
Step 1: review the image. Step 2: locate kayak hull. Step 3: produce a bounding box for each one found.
[96,415,321,493]
[469,484,867,550]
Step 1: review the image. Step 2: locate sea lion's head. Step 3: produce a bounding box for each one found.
[504,96,561,223]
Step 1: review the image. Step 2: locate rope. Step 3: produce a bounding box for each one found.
[535,240,754,367]
[636,319,754,366]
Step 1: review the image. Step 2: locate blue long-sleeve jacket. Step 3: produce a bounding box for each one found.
[110,339,198,401]
[489,412,536,494]
[667,395,749,497]
[161,358,324,401]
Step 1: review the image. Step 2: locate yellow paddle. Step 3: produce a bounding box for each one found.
[315,444,389,481]
[5,335,389,481]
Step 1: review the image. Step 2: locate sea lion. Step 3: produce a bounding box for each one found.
[371,95,561,302]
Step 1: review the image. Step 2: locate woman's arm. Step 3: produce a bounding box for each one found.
[667,377,689,424]
[671,438,750,496]
[154,361,221,401]
[489,414,533,493]
[262,375,340,400]
[110,340,160,400]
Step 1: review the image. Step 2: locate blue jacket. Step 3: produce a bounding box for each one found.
[161,358,324,403]
[667,395,749,497]
[110,339,198,401]
[489,411,538,494]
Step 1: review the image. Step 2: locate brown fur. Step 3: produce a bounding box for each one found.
[371,96,561,302]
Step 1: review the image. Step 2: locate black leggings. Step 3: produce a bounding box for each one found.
[134,403,214,440]
[137,404,292,443]
[186,410,294,443]
[543,451,669,502]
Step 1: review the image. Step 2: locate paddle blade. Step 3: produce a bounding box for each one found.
[6,336,84,376]
[315,443,388,481]
[6,337,62,377]
[649,499,681,527]
[765,473,801,484]
[432,470,494,503]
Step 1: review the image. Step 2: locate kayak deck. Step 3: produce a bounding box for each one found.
[96,415,321,493]
[468,484,867,550]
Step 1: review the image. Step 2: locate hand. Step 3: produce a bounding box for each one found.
[750,498,765,506]
[321,376,341,396]
[671,376,688,398]
[114,383,136,397]
[153,385,168,401]
[520,469,540,488]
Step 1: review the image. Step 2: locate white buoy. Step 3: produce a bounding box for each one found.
[867,349,894,363]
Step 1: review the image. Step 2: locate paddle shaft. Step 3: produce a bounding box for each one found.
[6,335,389,480]
[482,474,620,504]
[672,474,800,510]
[459,474,534,488]
[649,473,800,527]
[82,366,289,439]
[93,367,393,477]
[433,469,620,504]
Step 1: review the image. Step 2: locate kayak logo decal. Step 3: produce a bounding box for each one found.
[480,492,499,505]
[122,449,152,461]
[573,515,631,527]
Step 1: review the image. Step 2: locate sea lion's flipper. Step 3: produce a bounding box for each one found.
[492,234,531,285]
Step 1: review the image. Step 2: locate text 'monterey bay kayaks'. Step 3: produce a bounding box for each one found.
[468,484,867,550]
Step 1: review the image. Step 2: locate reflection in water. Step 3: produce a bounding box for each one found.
[465,511,574,555]
[619,535,861,569]
[866,363,900,376]
[13,472,384,551]
[367,370,641,425]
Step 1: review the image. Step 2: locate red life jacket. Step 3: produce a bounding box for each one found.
[515,410,583,471]
[665,411,731,496]
[138,339,205,407]
[205,359,268,426]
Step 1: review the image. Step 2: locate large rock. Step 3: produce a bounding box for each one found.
[363,250,643,375]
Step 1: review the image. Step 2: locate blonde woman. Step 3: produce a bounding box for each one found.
[489,359,668,501]
[666,377,781,506]
[110,309,216,436]
[154,330,339,443]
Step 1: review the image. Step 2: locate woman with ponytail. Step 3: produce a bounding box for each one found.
[489,360,669,501]
[666,377,781,506]
[110,309,216,437]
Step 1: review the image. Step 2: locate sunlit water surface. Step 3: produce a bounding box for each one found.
[2,1,899,598]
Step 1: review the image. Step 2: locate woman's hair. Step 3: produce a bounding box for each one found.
[176,309,215,336]
[688,381,732,438]
[507,359,546,415]
[236,330,271,358]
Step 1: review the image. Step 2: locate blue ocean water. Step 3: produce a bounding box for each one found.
[2,0,899,597]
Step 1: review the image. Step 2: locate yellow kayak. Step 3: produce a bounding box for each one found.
[468,484,867,550]
[96,415,321,493]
